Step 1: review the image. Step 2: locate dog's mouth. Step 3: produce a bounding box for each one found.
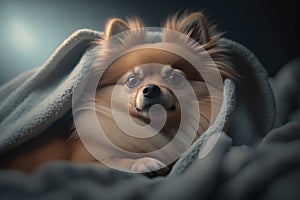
[136,104,176,112]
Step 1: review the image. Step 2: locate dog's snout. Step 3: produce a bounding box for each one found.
[143,84,161,98]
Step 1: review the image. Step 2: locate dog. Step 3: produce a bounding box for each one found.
[0,11,235,175]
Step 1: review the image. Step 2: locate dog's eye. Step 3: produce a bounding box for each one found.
[166,73,183,85]
[126,75,140,88]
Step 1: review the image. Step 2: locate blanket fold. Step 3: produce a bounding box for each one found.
[217,38,276,145]
[0,29,103,153]
[1,124,299,200]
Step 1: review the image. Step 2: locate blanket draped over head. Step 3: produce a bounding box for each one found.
[0,29,300,200]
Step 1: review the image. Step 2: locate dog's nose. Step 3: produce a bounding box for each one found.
[143,84,161,98]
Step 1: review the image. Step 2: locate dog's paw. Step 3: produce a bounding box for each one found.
[131,157,166,174]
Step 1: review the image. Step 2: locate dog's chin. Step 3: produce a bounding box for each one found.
[134,104,177,121]
[136,104,176,112]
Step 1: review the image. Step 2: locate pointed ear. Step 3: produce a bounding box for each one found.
[178,12,211,44]
[105,18,129,39]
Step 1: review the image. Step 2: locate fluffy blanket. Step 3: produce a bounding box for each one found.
[0,29,299,200]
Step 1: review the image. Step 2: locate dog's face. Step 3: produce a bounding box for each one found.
[124,64,182,121]
[95,64,184,140]
[90,11,235,153]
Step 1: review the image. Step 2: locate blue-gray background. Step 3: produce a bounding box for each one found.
[0,0,298,84]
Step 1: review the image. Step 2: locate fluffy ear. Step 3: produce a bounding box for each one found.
[105,18,130,39]
[180,12,210,43]
[164,12,216,44]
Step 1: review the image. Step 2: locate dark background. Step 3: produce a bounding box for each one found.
[0,0,299,84]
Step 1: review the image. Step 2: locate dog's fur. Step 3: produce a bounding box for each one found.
[0,12,234,175]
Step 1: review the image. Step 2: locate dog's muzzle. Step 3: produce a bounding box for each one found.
[136,84,176,112]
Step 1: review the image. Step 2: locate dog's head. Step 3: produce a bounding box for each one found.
[90,11,235,150]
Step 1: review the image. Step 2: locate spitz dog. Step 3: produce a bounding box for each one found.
[0,11,234,175]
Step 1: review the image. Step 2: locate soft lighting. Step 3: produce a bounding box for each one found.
[9,19,35,53]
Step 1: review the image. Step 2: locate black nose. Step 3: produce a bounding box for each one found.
[143,84,161,98]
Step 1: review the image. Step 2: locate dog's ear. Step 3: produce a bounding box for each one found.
[164,12,217,44]
[105,18,145,39]
[105,18,130,39]
[179,12,210,44]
